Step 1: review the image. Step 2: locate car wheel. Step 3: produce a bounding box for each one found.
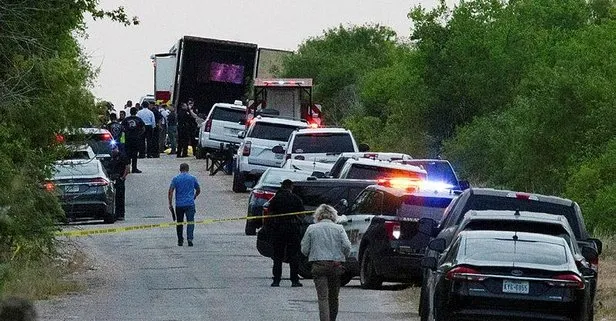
[360,248,382,289]
[232,170,247,193]
[340,272,354,286]
[298,255,313,279]
[103,210,115,224]
[244,219,256,236]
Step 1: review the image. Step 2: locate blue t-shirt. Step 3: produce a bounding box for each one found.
[170,173,200,207]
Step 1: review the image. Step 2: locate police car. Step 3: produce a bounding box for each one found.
[337,178,457,289]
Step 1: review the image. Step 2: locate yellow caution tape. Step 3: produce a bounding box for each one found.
[55,210,315,237]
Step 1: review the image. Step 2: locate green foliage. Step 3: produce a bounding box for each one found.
[0,1,137,292]
[282,0,616,232]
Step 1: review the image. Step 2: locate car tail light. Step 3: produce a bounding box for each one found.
[55,134,65,144]
[89,177,110,186]
[204,119,212,132]
[384,221,401,240]
[548,273,585,289]
[253,189,275,200]
[507,192,539,201]
[446,266,486,281]
[44,181,55,192]
[590,256,599,272]
[243,141,251,156]
[101,133,112,141]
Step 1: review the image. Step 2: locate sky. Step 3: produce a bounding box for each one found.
[80,0,442,108]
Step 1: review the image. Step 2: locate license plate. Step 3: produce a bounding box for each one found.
[502,280,529,294]
[65,185,80,193]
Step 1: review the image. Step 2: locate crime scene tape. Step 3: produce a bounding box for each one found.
[55,210,315,238]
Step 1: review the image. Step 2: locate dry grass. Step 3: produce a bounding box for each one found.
[1,243,87,300]
[596,235,616,321]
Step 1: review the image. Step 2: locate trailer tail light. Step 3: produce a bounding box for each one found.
[242,141,251,156]
[204,119,212,132]
[446,266,486,282]
[548,274,585,289]
[89,177,110,186]
[384,221,400,240]
[253,189,276,200]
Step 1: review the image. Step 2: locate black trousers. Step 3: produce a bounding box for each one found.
[177,130,190,157]
[272,227,301,283]
[149,126,159,157]
[140,126,153,158]
[114,179,125,218]
[125,142,139,171]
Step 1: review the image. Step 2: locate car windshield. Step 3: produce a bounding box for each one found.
[212,107,245,122]
[53,162,100,178]
[398,195,453,221]
[292,133,354,154]
[346,164,426,180]
[461,195,581,238]
[463,237,568,266]
[406,161,457,185]
[249,123,301,141]
[261,170,311,185]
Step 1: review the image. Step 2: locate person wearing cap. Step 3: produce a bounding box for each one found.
[301,204,351,321]
[107,145,130,220]
[267,179,305,287]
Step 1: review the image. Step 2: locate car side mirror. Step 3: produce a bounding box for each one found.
[237,131,246,139]
[358,143,370,152]
[428,238,447,253]
[272,145,285,154]
[581,245,599,262]
[590,238,603,255]
[421,257,438,271]
[458,180,470,190]
[311,171,326,178]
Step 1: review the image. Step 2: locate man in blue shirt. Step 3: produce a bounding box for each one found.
[168,163,201,246]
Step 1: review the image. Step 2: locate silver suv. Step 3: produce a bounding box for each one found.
[233,116,308,192]
[197,101,246,157]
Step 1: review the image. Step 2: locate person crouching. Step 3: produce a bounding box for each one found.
[301,204,351,321]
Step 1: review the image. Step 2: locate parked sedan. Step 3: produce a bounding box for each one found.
[48,159,116,223]
[421,230,594,321]
[244,167,312,235]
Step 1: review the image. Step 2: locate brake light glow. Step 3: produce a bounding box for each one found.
[243,141,251,156]
[101,133,112,141]
[253,190,275,200]
[385,221,401,240]
[44,181,55,192]
[55,134,65,144]
[89,178,109,186]
[446,266,486,281]
[204,119,212,132]
[548,274,585,289]
[309,123,319,129]
[507,192,539,201]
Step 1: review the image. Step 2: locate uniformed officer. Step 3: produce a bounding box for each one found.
[108,146,130,220]
[267,179,305,287]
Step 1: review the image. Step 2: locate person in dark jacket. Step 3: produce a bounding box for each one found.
[107,146,130,220]
[267,179,305,287]
[176,102,195,158]
[120,107,145,173]
[167,106,178,154]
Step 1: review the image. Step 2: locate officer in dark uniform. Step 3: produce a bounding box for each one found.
[120,107,145,173]
[176,102,195,158]
[108,146,130,220]
[267,179,305,287]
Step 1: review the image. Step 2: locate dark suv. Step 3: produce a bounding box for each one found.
[340,181,457,289]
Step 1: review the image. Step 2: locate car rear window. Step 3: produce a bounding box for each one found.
[461,195,581,238]
[249,123,301,141]
[292,133,355,154]
[463,238,568,266]
[406,161,458,185]
[211,107,245,123]
[66,133,112,155]
[53,162,100,177]
[346,164,425,180]
[261,170,311,185]
[398,195,454,221]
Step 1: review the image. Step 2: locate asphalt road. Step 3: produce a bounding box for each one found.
[36,156,418,321]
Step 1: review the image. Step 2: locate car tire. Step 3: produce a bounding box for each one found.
[340,272,353,287]
[103,210,115,224]
[244,220,257,236]
[232,170,247,193]
[360,248,383,289]
[298,255,313,279]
